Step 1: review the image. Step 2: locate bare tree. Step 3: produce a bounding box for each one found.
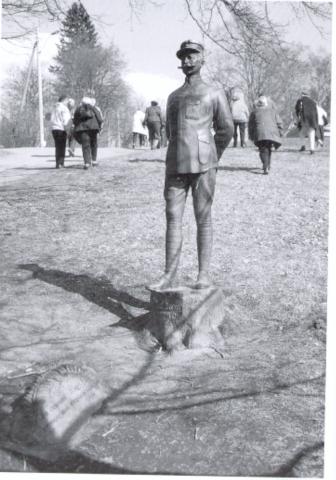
[2,0,67,39]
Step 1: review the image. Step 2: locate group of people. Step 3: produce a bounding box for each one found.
[229,87,328,175]
[132,100,166,150]
[50,95,103,169]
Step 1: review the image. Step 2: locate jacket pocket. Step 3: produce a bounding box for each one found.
[185,100,201,120]
[197,131,211,164]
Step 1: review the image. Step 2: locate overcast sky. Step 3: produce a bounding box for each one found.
[0,0,333,104]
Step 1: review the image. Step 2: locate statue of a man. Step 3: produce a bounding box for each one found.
[150,40,234,290]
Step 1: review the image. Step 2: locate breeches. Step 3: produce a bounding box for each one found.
[164,169,216,226]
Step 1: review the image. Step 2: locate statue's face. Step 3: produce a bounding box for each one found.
[180,51,203,76]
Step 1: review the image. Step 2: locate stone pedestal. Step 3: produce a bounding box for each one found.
[149,287,226,351]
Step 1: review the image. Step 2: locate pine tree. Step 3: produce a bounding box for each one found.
[58,1,98,50]
[49,1,133,146]
[49,1,99,95]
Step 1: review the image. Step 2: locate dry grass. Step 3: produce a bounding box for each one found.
[0,138,328,476]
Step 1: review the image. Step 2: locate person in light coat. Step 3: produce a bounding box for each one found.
[248,95,283,174]
[316,104,328,147]
[50,95,72,168]
[230,90,249,147]
[132,109,148,148]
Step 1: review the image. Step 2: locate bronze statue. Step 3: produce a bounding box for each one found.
[150,41,233,290]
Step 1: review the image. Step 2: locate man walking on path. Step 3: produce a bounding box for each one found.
[295,90,320,154]
[144,101,163,150]
[150,40,233,290]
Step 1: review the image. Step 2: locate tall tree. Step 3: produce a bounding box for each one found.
[50,1,133,146]
[0,64,54,147]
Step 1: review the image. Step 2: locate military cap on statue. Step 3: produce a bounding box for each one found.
[176,40,204,59]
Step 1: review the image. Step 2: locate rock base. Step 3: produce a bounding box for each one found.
[149,287,226,351]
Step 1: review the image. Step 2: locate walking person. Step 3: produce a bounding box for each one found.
[230,89,249,147]
[248,95,283,175]
[316,104,328,147]
[144,101,163,149]
[67,98,76,157]
[132,109,147,148]
[295,89,321,154]
[73,97,103,170]
[50,95,72,169]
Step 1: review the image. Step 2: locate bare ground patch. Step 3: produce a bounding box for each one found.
[0,140,328,476]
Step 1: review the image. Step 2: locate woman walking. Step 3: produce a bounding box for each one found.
[50,95,72,169]
[73,97,103,169]
[230,89,249,147]
[248,96,283,175]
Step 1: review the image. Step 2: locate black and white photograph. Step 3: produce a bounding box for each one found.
[0,0,335,478]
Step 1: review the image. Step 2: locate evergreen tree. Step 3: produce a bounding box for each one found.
[49,1,99,88]
[49,1,133,146]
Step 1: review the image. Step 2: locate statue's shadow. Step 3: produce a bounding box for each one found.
[218,166,263,174]
[17,263,155,340]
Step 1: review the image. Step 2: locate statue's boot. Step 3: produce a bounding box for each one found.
[195,271,213,289]
[194,219,213,289]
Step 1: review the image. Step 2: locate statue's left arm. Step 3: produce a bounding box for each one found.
[213,90,234,160]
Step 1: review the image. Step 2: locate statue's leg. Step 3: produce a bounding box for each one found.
[148,175,188,290]
[192,169,216,289]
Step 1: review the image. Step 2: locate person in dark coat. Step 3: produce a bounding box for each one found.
[73,97,103,169]
[295,90,320,154]
[248,95,283,175]
[144,101,163,149]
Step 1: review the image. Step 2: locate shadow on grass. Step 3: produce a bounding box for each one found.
[128,158,164,164]
[18,264,150,318]
[218,166,263,174]
[263,441,324,477]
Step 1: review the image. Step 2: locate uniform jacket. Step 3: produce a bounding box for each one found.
[230,91,249,123]
[73,104,103,133]
[50,102,72,131]
[165,76,234,174]
[248,104,283,146]
[295,95,318,130]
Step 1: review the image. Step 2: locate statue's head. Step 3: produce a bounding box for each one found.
[176,40,204,76]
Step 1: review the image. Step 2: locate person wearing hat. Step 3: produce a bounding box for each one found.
[144,101,163,149]
[295,89,321,154]
[149,40,234,290]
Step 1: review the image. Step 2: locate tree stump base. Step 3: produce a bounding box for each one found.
[149,286,226,352]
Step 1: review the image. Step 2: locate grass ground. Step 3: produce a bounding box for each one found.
[0,138,329,476]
